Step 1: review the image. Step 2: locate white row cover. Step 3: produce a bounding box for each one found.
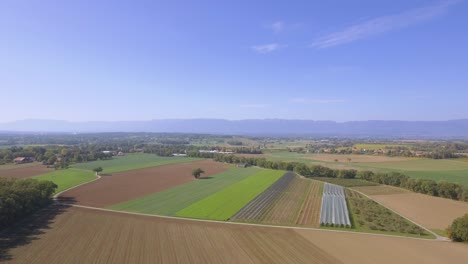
[319,183,351,226]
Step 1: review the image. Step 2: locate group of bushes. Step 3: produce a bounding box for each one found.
[0,178,57,229]
[448,214,468,242]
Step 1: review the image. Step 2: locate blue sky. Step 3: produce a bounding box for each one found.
[1,0,467,122]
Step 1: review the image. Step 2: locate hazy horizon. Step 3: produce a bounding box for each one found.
[1,0,467,122]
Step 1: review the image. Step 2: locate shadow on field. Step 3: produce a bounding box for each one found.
[99,173,113,177]
[199,176,214,180]
[0,202,74,261]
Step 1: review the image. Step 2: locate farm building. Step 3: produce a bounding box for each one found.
[237,163,248,168]
[117,152,125,156]
[172,153,187,157]
[13,157,34,164]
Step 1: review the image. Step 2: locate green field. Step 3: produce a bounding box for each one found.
[109,167,262,215]
[310,177,378,187]
[175,169,284,220]
[353,144,409,150]
[73,154,202,173]
[33,168,97,194]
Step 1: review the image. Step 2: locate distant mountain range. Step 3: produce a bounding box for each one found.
[1,119,468,138]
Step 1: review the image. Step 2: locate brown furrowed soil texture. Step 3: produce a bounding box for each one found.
[296,180,323,226]
[0,163,52,179]
[2,206,343,264]
[257,176,310,225]
[58,160,229,207]
[369,192,468,230]
[297,229,468,264]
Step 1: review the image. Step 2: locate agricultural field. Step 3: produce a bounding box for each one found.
[296,180,323,226]
[345,189,432,237]
[234,175,323,227]
[175,170,284,220]
[263,151,468,186]
[353,143,409,150]
[109,167,262,215]
[310,177,378,187]
[231,172,296,222]
[1,206,342,264]
[296,228,468,264]
[320,184,351,227]
[0,163,52,179]
[359,185,468,230]
[73,153,202,174]
[33,168,97,194]
[59,160,228,207]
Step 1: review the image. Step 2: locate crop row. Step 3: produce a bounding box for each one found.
[231,172,295,221]
[319,183,351,227]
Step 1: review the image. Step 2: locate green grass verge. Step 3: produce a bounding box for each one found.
[109,167,262,215]
[175,169,285,221]
[73,154,202,174]
[33,168,97,194]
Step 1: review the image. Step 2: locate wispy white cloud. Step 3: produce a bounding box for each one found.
[239,104,270,108]
[270,21,285,33]
[311,0,461,48]
[251,43,284,54]
[290,98,345,104]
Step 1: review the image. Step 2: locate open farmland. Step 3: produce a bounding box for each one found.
[33,168,97,194]
[320,184,351,227]
[296,180,323,226]
[359,185,468,230]
[0,163,52,179]
[231,172,296,222]
[232,174,324,227]
[345,189,431,237]
[109,167,261,215]
[310,177,377,187]
[296,228,468,264]
[0,206,342,264]
[73,154,202,174]
[175,170,284,220]
[59,160,229,207]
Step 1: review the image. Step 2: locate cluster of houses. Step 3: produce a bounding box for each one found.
[102,151,125,156]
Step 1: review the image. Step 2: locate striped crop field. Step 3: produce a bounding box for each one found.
[108,167,261,215]
[175,169,284,221]
[320,183,351,227]
[231,172,296,223]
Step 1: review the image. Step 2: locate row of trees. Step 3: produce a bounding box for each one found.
[0,178,57,229]
[212,154,468,202]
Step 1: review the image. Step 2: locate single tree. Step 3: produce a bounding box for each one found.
[192,168,205,179]
[93,167,103,176]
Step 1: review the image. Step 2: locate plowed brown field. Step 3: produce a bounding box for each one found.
[297,228,468,264]
[58,160,229,207]
[296,180,323,226]
[2,206,342,264]
[0,163,52,179]
[370,192,468,230]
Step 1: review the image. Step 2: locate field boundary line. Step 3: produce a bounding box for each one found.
[53,173,101,199]
[348,187,449,241]
[59,202,445,243]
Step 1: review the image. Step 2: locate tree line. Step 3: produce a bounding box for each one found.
[0,178,57,229]
[212,154,468,202]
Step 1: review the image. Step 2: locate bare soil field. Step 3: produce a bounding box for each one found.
[58,160,229,207]
[366,190,468,229]
[0,163,52,179]
[307,154,414,163]
[1,206,342,264]
[297,228,468,264]
[352,185,409,195]
[296,180,322,226]
[258,176,310,225]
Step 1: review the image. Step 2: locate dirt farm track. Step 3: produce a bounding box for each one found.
[58,160,229,207]
[2,205,468,264]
